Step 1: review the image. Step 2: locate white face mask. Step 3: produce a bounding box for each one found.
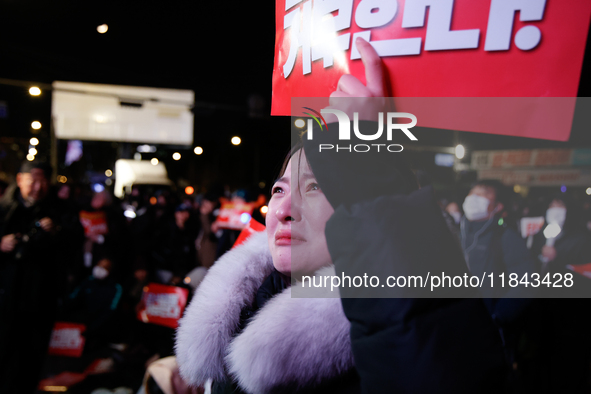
[463,195,492,222]
[92,266,109,280]
[546,207,566,228]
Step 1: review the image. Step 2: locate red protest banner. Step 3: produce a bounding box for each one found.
[137,283,189,329]
[520,217,545,238]
[273,0,591,140]
[567,262,591,279]
[48,322,86,358]
[79,210,108,237]
[214,200,255,231]
[232,219,266,249]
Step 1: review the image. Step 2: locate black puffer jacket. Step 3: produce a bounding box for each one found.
[303,125,508,393]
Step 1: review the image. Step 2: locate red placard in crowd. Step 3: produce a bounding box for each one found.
[567,262,591,279]
[79,210,108,237]
[214,200,255,231]
[272,0,591,140]
[137,283,189,329]
[232,219,266,249]
[520,217,545,238]
[48,322,86,358]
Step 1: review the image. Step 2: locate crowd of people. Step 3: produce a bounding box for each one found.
[0,41,590,394]
[0,154,590,393]
[0,160,267,393]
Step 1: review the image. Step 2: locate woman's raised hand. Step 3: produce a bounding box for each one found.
[324,37,392,122]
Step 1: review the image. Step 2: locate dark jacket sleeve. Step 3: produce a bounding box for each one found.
[492,228,537,326]
[325,188,507,393]
[303,121,507,392]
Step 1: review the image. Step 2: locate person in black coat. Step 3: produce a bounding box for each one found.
[531,194,591,276]
[0,160,84,394]
[301,37,507,393]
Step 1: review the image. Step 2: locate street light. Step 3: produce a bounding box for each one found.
[231,136,241,146]
[29,87,41,96]
[194,146,203,155]
[172,152,181,161]
[151,158,159,165]
[30,138,39,146]
[97,24,108,34]
[31,121,42,130]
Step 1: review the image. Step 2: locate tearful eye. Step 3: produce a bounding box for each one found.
[307,182,320,192]
[272,186,284,195]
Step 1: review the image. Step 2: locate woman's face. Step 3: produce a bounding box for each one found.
[266,150,334,277]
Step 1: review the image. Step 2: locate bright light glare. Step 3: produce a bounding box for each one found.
[172,152,181,161]
[105,169,113,177]
[93,184,105,193]
[260,205,268,214]
[185,186,194,195]
[294,118,305,128]
[137,145,156,153]
[194,146,203,155]
[586,187,591,196]
[30,138,39,146]
[151,158,159,165]
[29,87,41,96]
[231,136,241,146]
[455,144,465,159]
[124,209,137,219]
[29,148,37,156]
[97,24,109,34]
[31,121,41,130]
[26,154,35,161]
[543,223,561,239]
[240,213,251,224]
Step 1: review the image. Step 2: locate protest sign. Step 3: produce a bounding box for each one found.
[232,219,266,249]
[273,0,591,140]
[48,322,86,358]
[214,200,255,230]
[137,283,189,329]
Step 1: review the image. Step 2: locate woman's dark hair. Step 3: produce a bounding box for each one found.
[277,142,304,178]
[273,139,419,204]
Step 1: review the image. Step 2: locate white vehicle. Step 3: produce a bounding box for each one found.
[114,159,173,198]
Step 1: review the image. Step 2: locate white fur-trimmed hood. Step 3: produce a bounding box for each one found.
[175,231,354,393]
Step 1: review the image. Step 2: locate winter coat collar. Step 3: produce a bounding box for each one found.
[175,231,354,394]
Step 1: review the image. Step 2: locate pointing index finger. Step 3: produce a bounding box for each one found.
[356,37,386,97]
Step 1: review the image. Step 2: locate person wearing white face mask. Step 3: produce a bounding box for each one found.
[527,196,591,391]
[460,180,537,366]
[532,197,591,275]
[62,257,123,351]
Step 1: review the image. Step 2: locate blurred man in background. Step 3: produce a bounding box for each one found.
[0,160,83,393]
